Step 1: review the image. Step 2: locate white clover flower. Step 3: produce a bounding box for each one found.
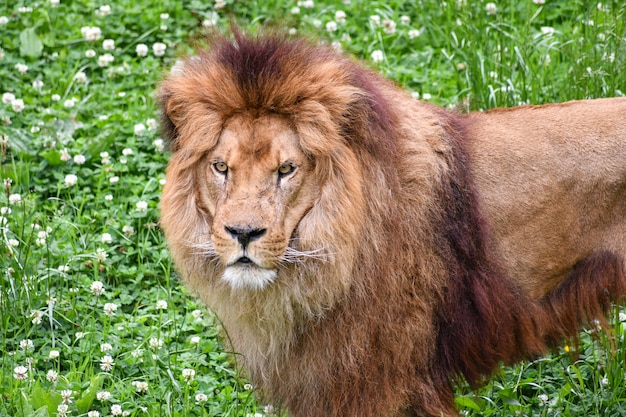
[85,49,96,58]
[538,393,549,405]
[160,13,169,19]
[32,80,44,89]
[101,233,112,244]
[8,238,19,247]
[0,206,10,215]
[49,350,60,359]
[134,123,146,135]
[110,405,122,416]
[14,365,28,380]
[15,63,28,74]
[214,0,226,8]
[0,16,8,25]
[100,343,113,352]
[202,12,219,27]
[190,336,200,344]
[63,99,75,108]
[326,21,337,32]
[196,393,208,403]
[152,42,167,57]
[156,299,168,310]
[2,92,15,104]
[122,148,133,156]
[122,225,134,236]
[104,194,113,201]
[96,391,112,401]
[300,0,314,8]
[533,0,545,4]
[136,43,148,57]
[51,94,61,101]
[103,302,117,316]
[88,411,100,417]
[74,72,88,83]
[59,149,71,161]
[485,2,497,15]
[136,201,148,212]
[400,15,410,25]
[91,280,105,296]
[153,138,164,151]
[370,50,384,63]
[312,19,322,28]
[61,389,73,404]
[146,118,158,130]
[64,174,78,187]
[109,176,119,184]
[31,310,43,324]
[57,404,68,417]
[422,93,432,100]
[290,6,300,14]
[20,339,34,350]
[541,26,555,35]
[11,99,25,112]
[149,338,163,350]
[58,265,69,273]
[102,39,115,51]
[264,405,276,414]
[81,26,102,41]
[96,5,111,17]
[369,15,380,26]
[131,348,143,358]
[383,19,396,34]
[73,154,86,164]
[98,53,114,67]
[50,0,60,7]
[335,10,346,23]
[182,368,195,382]
[100,355,115,371]
[47,369,58,382]
[18,6,33,13]
[132,380,149,393]
[191,309,203,320]
[76,332,85,340]
[244,383,253,390]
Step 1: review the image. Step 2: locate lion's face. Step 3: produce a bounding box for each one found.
[196,114,318,290]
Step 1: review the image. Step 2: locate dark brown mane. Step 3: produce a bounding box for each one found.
[160,31,399,169]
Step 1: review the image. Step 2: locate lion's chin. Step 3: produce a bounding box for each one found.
[221,264,278,290]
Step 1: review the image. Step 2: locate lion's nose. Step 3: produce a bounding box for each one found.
[224,226,267,248]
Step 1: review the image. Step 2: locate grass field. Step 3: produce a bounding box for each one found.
[0,0,625,416]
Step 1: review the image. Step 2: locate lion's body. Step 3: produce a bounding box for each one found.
[159,33,626,417]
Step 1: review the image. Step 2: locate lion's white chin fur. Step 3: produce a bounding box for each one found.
[221,265,278,290]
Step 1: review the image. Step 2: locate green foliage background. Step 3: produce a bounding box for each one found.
[0,0,624,416]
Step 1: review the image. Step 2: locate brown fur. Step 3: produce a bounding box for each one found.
[158,31,626,417]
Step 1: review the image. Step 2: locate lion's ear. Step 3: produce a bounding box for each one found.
[158,83,191,152]
[157,89,180,152]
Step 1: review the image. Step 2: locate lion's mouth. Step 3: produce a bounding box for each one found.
[235,256,253,265]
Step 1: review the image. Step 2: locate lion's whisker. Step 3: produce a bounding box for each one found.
[281,246,332,263]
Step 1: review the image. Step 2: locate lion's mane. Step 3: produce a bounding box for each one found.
[159,31,626,417]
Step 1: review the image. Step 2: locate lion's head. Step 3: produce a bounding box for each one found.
[157,32,406,318]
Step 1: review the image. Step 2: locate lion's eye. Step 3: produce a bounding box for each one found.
[277,163,295,177]
[213,161,228,175]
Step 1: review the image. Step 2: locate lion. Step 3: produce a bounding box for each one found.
[158,31,626,417]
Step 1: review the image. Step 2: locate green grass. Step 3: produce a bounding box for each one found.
[0,0,625,416]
